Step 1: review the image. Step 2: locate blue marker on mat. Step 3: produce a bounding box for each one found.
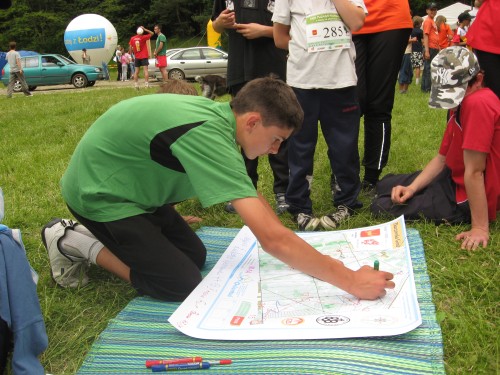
[374,260,380,271]
[152,362,211,372]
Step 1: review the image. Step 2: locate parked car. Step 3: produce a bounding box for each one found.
[1,54,105,91]
[160,47,228,80]
[148,49,180,80]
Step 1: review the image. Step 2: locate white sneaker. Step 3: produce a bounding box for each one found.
[320,205,351,230]
[41,219,89,288]
[295,213,320,231]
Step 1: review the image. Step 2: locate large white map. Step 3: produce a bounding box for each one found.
[169,216,422,340]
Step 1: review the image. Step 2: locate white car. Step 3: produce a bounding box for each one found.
[165,47,228,80]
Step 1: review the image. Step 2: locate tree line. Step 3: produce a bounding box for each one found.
[0,0,462,55]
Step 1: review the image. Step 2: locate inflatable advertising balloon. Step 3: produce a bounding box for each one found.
[64,14,118,67]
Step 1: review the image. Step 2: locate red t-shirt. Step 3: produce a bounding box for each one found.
[467,0,500,54]
[129,34,152,59]
[423,17,439,50]
[439,88,500,221]
[353,0,412,35]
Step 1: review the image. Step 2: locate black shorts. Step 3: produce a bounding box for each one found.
[134,58,149,67]
[370,167,471,224]
[68,204,206,301]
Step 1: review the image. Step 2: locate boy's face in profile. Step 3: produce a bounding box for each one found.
[243,122,292,160]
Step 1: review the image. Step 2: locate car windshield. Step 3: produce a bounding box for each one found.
[58,55,76,65]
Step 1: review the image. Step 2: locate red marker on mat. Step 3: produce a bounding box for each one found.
[146,357,202,368]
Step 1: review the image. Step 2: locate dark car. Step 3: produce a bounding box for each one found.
[1,53,105,91]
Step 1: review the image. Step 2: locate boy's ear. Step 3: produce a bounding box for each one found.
[245,112,262,132]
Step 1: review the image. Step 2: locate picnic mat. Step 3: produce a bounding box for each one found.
[78,227,445,374]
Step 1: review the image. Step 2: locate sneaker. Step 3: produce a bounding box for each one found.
[320,205,351,230]
[295,213,320,231]
[361,180,376,197]
[275,193,289,215]
[41,218,89,288]
[144,83,150,89]
[224,202,237,214]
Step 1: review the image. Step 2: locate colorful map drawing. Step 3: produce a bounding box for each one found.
[169,216,422,340]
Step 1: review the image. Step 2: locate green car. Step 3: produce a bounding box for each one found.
[1,53,105,91]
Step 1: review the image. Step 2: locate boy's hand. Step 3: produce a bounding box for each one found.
[234,23,268,39]
[347,266,395,300]
[216,9,236,29]
[456,228,489,250]
[391,185,415,204]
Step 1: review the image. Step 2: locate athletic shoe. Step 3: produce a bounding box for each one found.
[361,180,376,197]
[295,213,320,231]
[275,193,289,215]
[320,205,351,230]
[224,202,237,214]
[41,218,89,288]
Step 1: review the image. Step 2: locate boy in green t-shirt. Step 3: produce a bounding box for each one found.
[153,24,168,82]
[41,77,394,302]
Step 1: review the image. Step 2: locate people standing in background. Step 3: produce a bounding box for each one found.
[115,46,122,81]
[410,16,424,86]
[81,48,91,64]
[211,0,290,216]
[452,12,474,48]
[153,24,168,82]
[5,41,32,98]
[129,26,154,89]
[352,0,413,191]
[435,15,452,50]
[120,50,129,82]
[398,35,414,94]
[467,0,500,98]
[421,2,439,93]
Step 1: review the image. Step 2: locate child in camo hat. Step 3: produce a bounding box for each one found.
[371,46,500,251]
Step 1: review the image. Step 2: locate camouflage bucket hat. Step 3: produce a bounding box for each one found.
[429,46,480,109]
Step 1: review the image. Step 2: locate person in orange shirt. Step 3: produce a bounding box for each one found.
[421,2,439,92]
[436,15,453,49]
[352,0,412,190]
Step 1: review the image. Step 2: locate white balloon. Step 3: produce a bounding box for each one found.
[64,14,118,66]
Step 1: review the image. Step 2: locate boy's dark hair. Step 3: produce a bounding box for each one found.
[8,41,16,50]
[230,77,303,133]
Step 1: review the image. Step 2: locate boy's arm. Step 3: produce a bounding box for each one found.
[455,150,489,250]
[332,0,365,32]
[273,23,291,50]
[391,154,446,204]
[232,196,394,300]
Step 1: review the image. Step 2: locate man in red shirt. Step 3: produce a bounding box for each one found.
[129,26,154,89]
[421,2,439,92]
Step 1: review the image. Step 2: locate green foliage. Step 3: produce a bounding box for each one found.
[0,80,498,374]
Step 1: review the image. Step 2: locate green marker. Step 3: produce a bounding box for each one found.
[374,260,379,271]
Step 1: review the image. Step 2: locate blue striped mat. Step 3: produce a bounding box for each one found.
[78,227,444,374]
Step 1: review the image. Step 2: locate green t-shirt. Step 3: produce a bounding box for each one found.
[61,95,256,222]
[156,33,167,56]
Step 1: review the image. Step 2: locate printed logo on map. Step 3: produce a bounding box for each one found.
[316,315,350,326]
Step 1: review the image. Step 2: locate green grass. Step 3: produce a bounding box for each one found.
[0,81,498,374]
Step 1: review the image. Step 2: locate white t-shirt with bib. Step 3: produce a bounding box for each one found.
[272,0,367,89]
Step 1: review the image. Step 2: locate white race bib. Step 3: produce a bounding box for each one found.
[306,13,351,53]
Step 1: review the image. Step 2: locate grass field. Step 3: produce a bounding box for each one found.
[0,79,498,374]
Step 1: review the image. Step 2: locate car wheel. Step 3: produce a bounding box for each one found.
[13,80,22,92]
[72,73,88,88]
[28,86,37,91]
[87,81,96,86]
[168,69,185,80]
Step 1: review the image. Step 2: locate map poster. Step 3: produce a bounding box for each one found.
[169,216,422,340]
